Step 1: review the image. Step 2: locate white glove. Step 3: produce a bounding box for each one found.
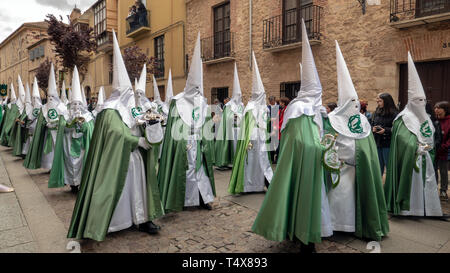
[417,143,431,156]
[138,137,150,150]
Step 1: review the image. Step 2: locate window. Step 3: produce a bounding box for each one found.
[94,0,107,45]
[213,2,231,59]
[282,0,313,43]
[280,81,301,100]
[154,35,165,78]
[211,87,229,104]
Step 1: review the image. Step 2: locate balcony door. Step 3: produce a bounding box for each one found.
[214,2,231,59]
[415,0,450,18]
[282,0,312,44]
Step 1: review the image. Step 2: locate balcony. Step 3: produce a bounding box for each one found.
[201,31,235,65]
[390,0,450,28]
[263,5,322,52]
[126,10,151,38]
[96,31,113,52]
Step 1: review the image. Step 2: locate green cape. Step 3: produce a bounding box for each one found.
[384,118,420,214]
[214,106,235,167]
[10,111,27,156]
[252,115,324,244]
[0,104,19,146]
[158,100,216,213]
[68,109,164,241]
[326,124,389,241]
[23,110,46,169]
[48,118,95,188]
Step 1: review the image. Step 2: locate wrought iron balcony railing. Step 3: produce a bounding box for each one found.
[263,4,322,50]
[390,0,450,22]
[201,31,235,62]
[126,9,150,35]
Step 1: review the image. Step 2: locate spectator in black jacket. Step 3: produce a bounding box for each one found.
[371,93,399,176]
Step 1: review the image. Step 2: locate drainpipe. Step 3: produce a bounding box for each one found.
[249,0,252,69]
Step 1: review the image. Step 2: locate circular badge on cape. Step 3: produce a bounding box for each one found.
[32,108,40,118]
[131,107,143,118]
[420,120,432,138]
[47,109,58,120]
[192,107,200,123]
[0,89,7,97]
[348,114,364,134]
[237,105,244,114]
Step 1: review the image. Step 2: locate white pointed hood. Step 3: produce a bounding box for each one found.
[47,63,59,98]
[94,86,105,113]
[173,32,207,128]
[165,69,174,105]
[244,51,267,122]
[152,74,168,115]
[102,30,138,128]
[43,63,68,123]
[135,64,154,111]
[16,75,26,113]
[281,19,324,132]
[10,83,17,104]
[61,81,68,105]
[395,52,434,144]
[71,67,83,104]
[70,67,92,122]
[32,77,42,106]
[226,62,244,117]
[81,85,88,107]
[24,82,33,118]
[328,40,371,139]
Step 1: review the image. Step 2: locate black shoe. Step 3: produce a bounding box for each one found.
[70,186,79,194]
[138,221,160,235]
[264,178,270,190]
[200,202,212,210]
[299,242,316,253]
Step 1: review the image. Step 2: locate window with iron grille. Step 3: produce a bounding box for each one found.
[213,2,231,59]
[280,81,301,100]
[154,35,165,78]
[94,0,107,46]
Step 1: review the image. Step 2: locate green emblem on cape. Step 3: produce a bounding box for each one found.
[131,107,143,118]
[321,134,343,189]
[237,105,244,114]
[32,108,39,118]
[420,120,432,138]
[192,107,200,122]
[348,114,363,134]
[47,109,58,120]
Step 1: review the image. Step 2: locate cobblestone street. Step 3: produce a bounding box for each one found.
[1,145,450,253]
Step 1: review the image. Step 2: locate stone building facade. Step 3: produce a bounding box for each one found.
[0,22,60,98]
[186,0,450,111]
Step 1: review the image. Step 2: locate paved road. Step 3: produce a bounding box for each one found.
[1,145,450,253]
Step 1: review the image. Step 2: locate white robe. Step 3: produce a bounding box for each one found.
[22,118,38,155]
[184,132,215,207]
[62,128,85,187]
[41,129,57,170]
[400,152,442,216]
[327,134,356,232]
[108,125,149,233]
[242,125,273,193]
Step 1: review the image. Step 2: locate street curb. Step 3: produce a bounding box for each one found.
[0,146,69,253]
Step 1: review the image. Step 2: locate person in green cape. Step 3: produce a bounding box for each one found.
[384,52,442,217]
[22,79,43,156]
[228,52,273,195]
[0,83,20,147]
[158,32,216,212]
[252,20,333,252]
[326,41,389,241]
[10,75,27,156]
[215,63,244,169]
[67,31,164,241]
[23,63,69,170]
[48,66,95,193]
